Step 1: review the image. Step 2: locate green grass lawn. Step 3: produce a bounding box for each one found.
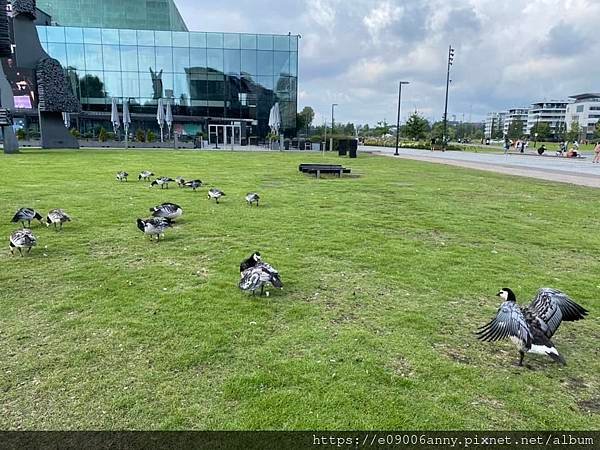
[1,149,599,430]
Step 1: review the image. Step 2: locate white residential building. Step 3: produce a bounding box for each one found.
[526,101,567,137]
[565,93,600,140]
[484,112,506,138]
[503,108,529,136]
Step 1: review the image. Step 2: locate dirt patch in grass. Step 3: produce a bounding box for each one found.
[577,398,600,414]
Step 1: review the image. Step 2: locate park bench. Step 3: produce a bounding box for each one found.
[299,163,351,178]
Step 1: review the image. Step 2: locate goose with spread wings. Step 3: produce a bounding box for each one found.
[239,254,283,296]
[476,288,588,366]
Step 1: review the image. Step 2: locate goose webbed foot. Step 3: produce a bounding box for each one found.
[512,351,525,367]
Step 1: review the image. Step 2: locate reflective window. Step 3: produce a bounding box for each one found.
[137,30,155,46]
[257,35,273,50]
[101,29,119,45]
[274,51,290,75]
[65,27,84,44]
[256,75,274,90]
[104,71,123,98]
[84,44,103,70]
[81,71,106,98]
[173,47,190,73]
[290,35,299,52]
[241,34,257,50]
[120,46,139,72]
[224,49,240,75]
[241,50,256,75]
[138,47,156,72]
[119,29,137,45]
[257,51,273,75]
[48,43,67,67]
[122,72,140,98]
[84,28,102,44]
[207,48,223,72]
[207,33,223,48]
[172,32,189,47]
[161,72,174,94]
[138,72,155,98]
[189,32,206,48]
[156,46,173,72]
[66,43,86,70]
[290,52,298,76]
[155,31,172,47]
[173,73,190,100]
[274,35,289,51]
[47,27,66,43]
[103,45,121,71]
[190,48,207,70]
[224,33,240,49]
[36,26,47,43]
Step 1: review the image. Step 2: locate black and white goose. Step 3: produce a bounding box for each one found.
[239,253,283,296]
[176,176,185,188]
[150,177,175,189]
[11,208,43,228]
[46,209,71,230]
[136,217,172,241]
[208,188,225,203]
[240,251,261,274]
[476,288,588,366]
[9,229,37,256]
[245,192,260,207]
[183,179,202,191]
[116,171,129,182]
[150,202,183,220]
[138,170,154,181]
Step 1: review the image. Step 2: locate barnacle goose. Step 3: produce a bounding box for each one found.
[9,229,37,256]
[245,192,260,207]
[176,176,185,188]
[46,209,71,230]
[138,171,154,181]
[150,202,183,220]
[240,251,261,274]
[183,179,202,191]
[116,171,129,182]
[239,262,283,296]
[150,177,175,189]
[476,288,588,366]
[11,208,43,228]
[136,217,172,241]
[208,188,225,203]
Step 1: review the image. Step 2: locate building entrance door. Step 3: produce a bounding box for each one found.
[209,124,241,148]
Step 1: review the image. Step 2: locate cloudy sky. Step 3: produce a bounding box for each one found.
[176,0,600,126]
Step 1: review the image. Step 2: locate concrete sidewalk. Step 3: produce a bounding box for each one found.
[364,146,600,188]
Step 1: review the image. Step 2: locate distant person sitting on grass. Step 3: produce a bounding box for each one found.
[537,144,546,155]
[566,147,578,158]
[593,142,600,163]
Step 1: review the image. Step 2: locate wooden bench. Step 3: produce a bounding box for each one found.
[299,164,351,178]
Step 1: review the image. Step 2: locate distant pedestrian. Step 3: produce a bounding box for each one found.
[593,142,600,163]
[573,140,580,151]
[503,137,510,154]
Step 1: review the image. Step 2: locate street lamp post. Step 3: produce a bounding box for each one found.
[331,103,338,151]
[442,45,455,151]
[395,81,409,156]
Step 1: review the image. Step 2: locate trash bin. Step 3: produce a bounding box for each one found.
[348,139,358,158]
[338,139,347,156]
[284,140,290,150]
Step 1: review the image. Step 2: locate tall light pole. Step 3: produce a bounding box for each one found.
[331,103,337,151]
[442,45,455,151]
[395,81,409,156]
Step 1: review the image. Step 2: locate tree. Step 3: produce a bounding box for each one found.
[530,122,551,141]
[566,121,580,142]
[80,74,106,99]
[404,113,430,140]
[507,119,524,140]
[594,120,600,140]
[98,127,108,142]
[296,106,314,135]
[555,121,567,142]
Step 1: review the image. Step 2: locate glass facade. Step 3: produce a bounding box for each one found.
[37,0,188,31]
[37,26,299,138]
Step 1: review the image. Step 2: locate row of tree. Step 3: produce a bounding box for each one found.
[296,107,486,141]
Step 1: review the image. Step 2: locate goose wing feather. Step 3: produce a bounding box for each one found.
[528,288,588,338]
[476,301,531,345]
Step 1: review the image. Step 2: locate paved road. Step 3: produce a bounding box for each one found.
[363,146,600,188]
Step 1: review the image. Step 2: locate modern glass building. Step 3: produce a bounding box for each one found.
[10,1,299,143]
[37,0,188,31]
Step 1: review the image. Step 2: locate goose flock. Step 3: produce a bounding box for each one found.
[5,166,591,370]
